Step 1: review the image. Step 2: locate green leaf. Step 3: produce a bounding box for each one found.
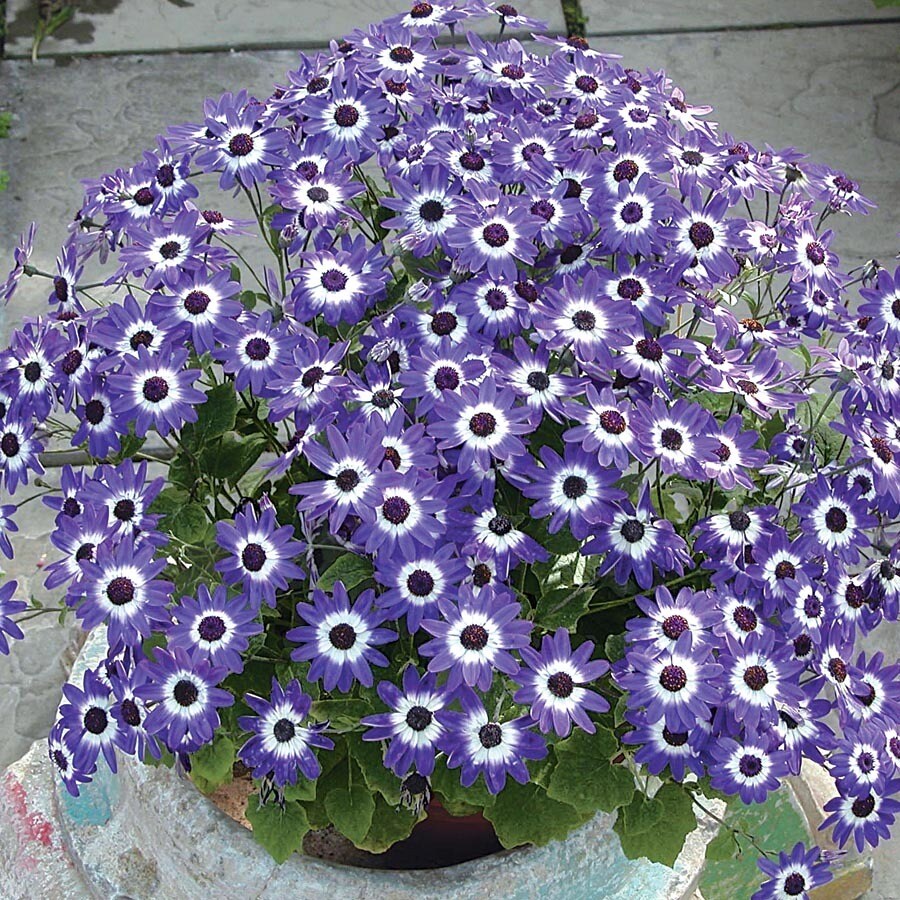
[190,734,235,793]
[533,586,591,630]
[149,487,189,517]
[310,698,375,732]
[325,782,376,845]
[317,553,374,592]
[547,728,635,814]
[202,434,267,483]
[430,759,497,814]
[191,383,238,443]
[283,779,317,802]
[604,632,626,664]
[704,823,740,862]
[246,796,309,864]
[485,781,591,849]
[613,783,697,867]
[165,503,212,544]
[348,736,401,805]
[239,290,257,310]
[356,795,422,853]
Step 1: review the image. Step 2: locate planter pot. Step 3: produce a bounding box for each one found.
[0,629,872,899]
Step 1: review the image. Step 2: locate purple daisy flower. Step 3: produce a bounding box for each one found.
[564,384,641,470]
[623,713,707,783]
[821,782,900,852]
[0,580,27,655]
[513,629,609,737]
[420,585,531,691]
[81,459,165,541]
[108,661,161,762]
[381,166,461,256]
[0,223,36,305]
[57,667,120,774]
[360,667,451,777]
[634,396,719,481]
[135,647,234,753]
[708,738,791,804]
[108,345,206,438]
[829,722,892,800]
[238,677,334,786]
[752,842,832,900]
[73,379,127,459]
[213,311,290,397]
[0,415,45,495]
[167,584,263,674]
[215,504,306,608]
[287,583,397,692]
[116,208,208,289]
[437,687,547,795]
[48,720,96,798]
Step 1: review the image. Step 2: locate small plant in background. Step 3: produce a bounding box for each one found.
[1,3,898,896]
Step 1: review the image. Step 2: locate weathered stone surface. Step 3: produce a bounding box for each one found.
[4,0,565,59]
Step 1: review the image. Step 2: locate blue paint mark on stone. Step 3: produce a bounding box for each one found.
[62,761,118,826]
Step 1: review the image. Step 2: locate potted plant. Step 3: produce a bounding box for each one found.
[0,3,896,897]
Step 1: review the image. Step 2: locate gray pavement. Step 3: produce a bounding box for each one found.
[0,1,899,897]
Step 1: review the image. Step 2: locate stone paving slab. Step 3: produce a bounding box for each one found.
[581,0,899,34]
[4,0,566,59]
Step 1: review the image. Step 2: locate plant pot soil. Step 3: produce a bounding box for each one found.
[208,770,502,870]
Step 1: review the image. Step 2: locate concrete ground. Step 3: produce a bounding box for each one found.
[0,0,898,896]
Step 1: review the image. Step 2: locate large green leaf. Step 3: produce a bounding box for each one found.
[189,382,238,443]
[190,734,235,794]
[533,586,592,630]
[431,758,497,814]
[356,795,422,853]
[164,502,212,544]
[613,783,697,867]
[246,796,310,864]
[484,781,591,849]
[317,553,374,592]
[348,736,401,805]
[325,782,376,845]
[202,434,267,483]
[547,727,635,814]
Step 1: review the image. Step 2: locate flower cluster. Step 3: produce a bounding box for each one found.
[0,0,896,882]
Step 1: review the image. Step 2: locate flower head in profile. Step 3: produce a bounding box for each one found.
[751,842,832,900]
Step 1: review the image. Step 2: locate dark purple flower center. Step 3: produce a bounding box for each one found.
[273,718,296,742]
[53,276,70,302]
[514,280,538,303]
[547,671,574,698]
[617,278,644,301]
[858,682,877,707]
[198,615,226,642]
[335,468,360,493]
[890,736,900,759]
[803,593,823,619]
[560,244,583,265]
[23,361,42,383]
[733,606,758,632]
[334,104,360,128]
[522,141,545,161]
[736,378,759,395]
[636,338,663,361]
[329,623,357,650]
[599,410,627,434]
[405,705,433,731]
[662,615,689,640]
[621,519,645,543]
[728,510,751,532]
[572,309,596,331]
[62,497,82,517]
[371,389,395,409]
[0,433,19,458]
[130,330,154,351]
[660,427,683,451]
[715,442,731,461]
[411,1,433,17]
[775,560,796,580]
[460,151,485,172]
[478,722,503,748]
[106,577,135,606]
[382,495,411,524]
[202,209,225,224]
[574,112,599,130]
[228,133,254,156]
[156,164,176,188]
[852,794,875,818]
[321,269,348,292]
[793,634,812,657]
[120,698,141,727]
[305,186,330,204]
[51,749,69,772]
[663,726,688,747]
[460,623,489,651]
[805,241,826,265]
[241,542,267,572]
[134,187,155,206]
[75,543,95,563]
[526,370,550,391]
[431,311,457,336]
[62,349,83,376]
[113,498,136,522]
[419,199,445,222]
[84,706,109,735]
[574,74,599,94]
[782,872,806,896]
[825,507,848,532]
[562,475,588,499]
[500,64,525,81]
[857,751,876,773]
[659,665,687,692]
[613,159,639,182]
[245,337,271,361]
[482,223,510,248]
[488,514,512,536]
[472,563,492,587]
[142,376,169,403]
[307,76,329,94]
[469,411,497,437]
[743,664,769,691]
[681,150,703,166]
[184,290,211,315]
[738,754,763,777]
[620,201,644,224]
[433,365,460,391]
[688,221,715,249]
[389,45,414,63]
[629,107,650,123]
[872,437,894,463]
[531,199,555,222]
[158,240,182,260]
[407,569,435,597]
[845,584,866,609]
[173,679,199,707]
[301,366,325,388]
